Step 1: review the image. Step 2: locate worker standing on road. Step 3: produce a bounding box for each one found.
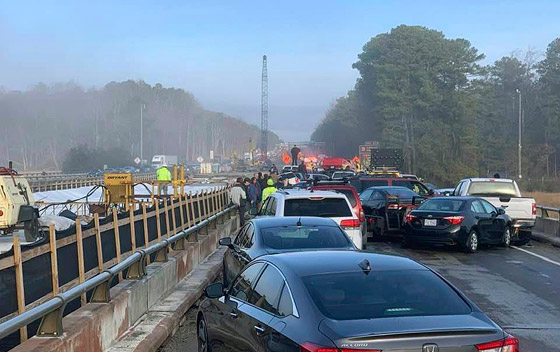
[290,145,301,166]
[157,165,172,196]
[261,178,278,201]
[248,177,260,212]
[230,177,248,225]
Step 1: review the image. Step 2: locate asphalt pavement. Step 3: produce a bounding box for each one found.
[159,239,560,351]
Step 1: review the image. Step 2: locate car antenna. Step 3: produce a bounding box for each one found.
[358,259,371,275]
[296,217,302,227]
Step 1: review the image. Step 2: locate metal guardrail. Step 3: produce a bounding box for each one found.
[535,205,560,238]
[28,172,156,192]
[0,205,235,340]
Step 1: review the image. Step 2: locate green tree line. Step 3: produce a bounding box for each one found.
[312,25,560,188]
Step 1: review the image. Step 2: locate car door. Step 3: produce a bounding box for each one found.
[480,199,506,242]
[236,264,286,352]
[224,224,249,284]
[225,262,267,352]
[231,224,256,281]
[263,282,301,352]
[471,200,493,242]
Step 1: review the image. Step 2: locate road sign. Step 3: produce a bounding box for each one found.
[197,156,204,163]
[134,157,141,165]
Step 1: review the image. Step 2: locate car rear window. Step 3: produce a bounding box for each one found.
[261,225,352,249]
[384,187,418,199]
[351,179,389,192]
[419,199,465,211]
[303,270,471,320]
[338,189,357,207]
[467,181,517,197]
[284,198,352,217]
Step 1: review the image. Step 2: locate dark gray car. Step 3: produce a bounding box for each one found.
[198,251,519,352]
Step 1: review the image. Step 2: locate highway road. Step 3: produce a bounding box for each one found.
[160,239,560,352]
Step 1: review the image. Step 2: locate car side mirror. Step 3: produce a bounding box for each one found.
[204,282,225,298]
[219,237,232,247]
[497,208,506,215]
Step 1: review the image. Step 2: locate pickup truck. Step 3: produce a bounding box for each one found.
[453,178,535,244]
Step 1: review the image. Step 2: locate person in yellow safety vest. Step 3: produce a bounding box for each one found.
[261,178,277,202]
[157,165,172,196]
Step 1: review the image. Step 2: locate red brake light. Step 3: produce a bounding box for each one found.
[340,219,360,227]
[532,202,537,216]
[405,214,417,223]
[443,216,465,225]
[476,334,519,351]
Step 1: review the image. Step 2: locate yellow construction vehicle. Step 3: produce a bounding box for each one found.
[0,164,40,241]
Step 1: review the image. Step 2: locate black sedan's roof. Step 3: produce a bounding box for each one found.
[261,250,427,277]
[251,216,338,229]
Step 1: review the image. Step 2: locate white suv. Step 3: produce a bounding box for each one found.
[257,189,363,249]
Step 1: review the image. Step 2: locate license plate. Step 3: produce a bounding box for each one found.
[424,219,437,226]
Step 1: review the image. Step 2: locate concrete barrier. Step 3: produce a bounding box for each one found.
[11,215,238,352]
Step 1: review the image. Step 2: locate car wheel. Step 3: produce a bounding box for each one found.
[464,230,479,253]
[198,315,211,352]
[500,227,511,247]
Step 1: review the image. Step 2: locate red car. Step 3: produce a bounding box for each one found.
[310,181,367,248]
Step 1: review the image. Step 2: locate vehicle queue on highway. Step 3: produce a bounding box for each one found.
[195,166,526,352]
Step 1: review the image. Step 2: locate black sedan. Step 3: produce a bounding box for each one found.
[219,217,356,285]
[404,196,512,252]
[360,186,423,236]
[198,251,518,352]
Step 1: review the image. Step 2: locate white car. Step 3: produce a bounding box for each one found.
[256,189,364,249]
[331,170,356,179]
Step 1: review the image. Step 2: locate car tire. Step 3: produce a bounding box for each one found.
[198,315,211,352]
[464,230,479,253]
[500,227,511,247]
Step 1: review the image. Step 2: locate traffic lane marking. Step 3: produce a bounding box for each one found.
[511,245,560,267]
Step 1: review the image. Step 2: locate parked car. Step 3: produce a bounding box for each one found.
[404,196,515,252]
[360,186,424,237]
[331,170,355,179]
[400,173,419,180]
[198,251,518,352]
[436,188,455,196]
[255,189,363,248]
[310,181,366,239]
[350,176,434,196]
[219,217,356,285]
[453,178,536,244]
[279,172,301,186]
[306,173,329,181]
[281,165,299,173]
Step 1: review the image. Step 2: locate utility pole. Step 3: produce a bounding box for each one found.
[516,89,522,179]
[260,55,268,162]
[140,104,146,163]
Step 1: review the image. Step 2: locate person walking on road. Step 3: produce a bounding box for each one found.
[261,178,278,202]
[290,145,301,166]
[156,165,172,196]
[230,177,248,225]
[248,177,259,212]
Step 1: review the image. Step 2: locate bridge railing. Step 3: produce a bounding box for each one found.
[0,186,232,348]
[535,205,560,238]
[28,172,156,192]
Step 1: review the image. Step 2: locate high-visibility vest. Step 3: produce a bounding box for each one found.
[157,167,171,181]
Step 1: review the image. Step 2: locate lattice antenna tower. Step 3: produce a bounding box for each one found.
[260,55,268,161]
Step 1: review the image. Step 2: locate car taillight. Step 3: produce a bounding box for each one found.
[387,204,399,210]
[476,334,519,351]
[405,214,417,223]
[295,178,300,183]
[532,202,537,216]
[340,219,360,228]
[300,343,380,352]
[443,216,465,225]
[0,210,3,217]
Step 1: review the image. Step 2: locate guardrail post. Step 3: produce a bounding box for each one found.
[154,243,169,262]
[13,235,28,342]
[174,236,187,250]
[37,297,65,337]
[90,274,114,303]
[126,250,146,279]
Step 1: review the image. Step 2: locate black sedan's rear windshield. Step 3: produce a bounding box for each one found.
[419,199,465,211]
[261,225,352,250]
[284,198,352,217]
[303,270,470,320]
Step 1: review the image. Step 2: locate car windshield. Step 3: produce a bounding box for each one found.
[351,179,388,193]
[303,270,471,320]
[419,199,465,211]
[468,181,517,197]
[260,225,352,250]
[385,187,418,199]
[284,198,352,217]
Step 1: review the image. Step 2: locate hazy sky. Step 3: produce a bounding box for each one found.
[1,1,559,141]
